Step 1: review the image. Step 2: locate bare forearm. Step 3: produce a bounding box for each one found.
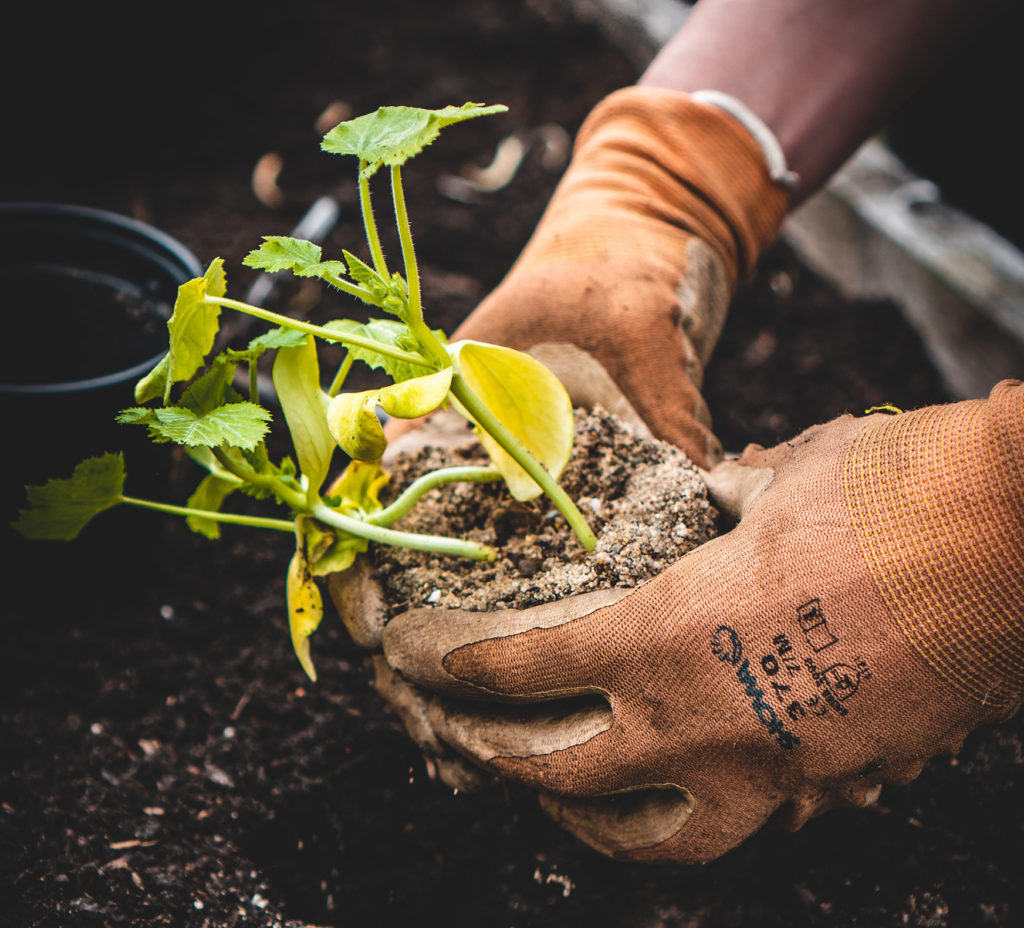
[640,0,1004,203]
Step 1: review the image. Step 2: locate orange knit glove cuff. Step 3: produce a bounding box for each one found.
[514,86,790,282]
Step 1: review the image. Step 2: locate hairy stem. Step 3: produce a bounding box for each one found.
[359,164,388,277]
[391,165,449,368]
[204,296,430,369]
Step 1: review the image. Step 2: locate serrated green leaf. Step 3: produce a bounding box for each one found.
[451,340,573,501]
[323,318,436,383]
[243,236,346,280]
[148,403,272,450]
[135,259,227,405]
[185,473,240,539]
[116,406,155,426]
[249,326,310,352]
[321,102,508,177]
[287,542,324,682]
[272,335,334,499]
[11,453,125,541]
[342,250,381,288]
[179,357,238,415]
[326,368,453,461]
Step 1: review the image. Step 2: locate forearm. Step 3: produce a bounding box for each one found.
[640,0,1005,204]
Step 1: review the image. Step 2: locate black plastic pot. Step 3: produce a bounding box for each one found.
[1,204,202,603]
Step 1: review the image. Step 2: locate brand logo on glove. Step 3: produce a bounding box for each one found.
[711,624,800,750]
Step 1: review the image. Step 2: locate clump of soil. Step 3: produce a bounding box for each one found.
[371,406,717,614]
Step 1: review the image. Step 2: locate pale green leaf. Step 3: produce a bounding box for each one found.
[134,352,171,404]
[148,403,272,450]
[179,357,238,415]
[243,236,346,280]
[142,258,227,404]
[272,335,334,499]
[185,473,240,539]
[325,459,390,515]
[321,102,508,177]
[326,368,453,461]
[11,453,125,541]
[323,318,435,383]
[451,340,573,501]
[248,326,310,352]
[287,544,324,682]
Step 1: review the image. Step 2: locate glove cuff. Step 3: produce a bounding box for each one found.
[843,380,1024,713]
[572,86,791,278]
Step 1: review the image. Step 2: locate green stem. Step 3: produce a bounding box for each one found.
[367,466,501,527]
[212,447,306,511]
[248,359,259,404]
[391,165,449,368]
[120,496,295,532]
[359,164,388,277]
[449,372,597,551]
[204,296,430,369]
[328,352,355,398]
[310,501,495,561]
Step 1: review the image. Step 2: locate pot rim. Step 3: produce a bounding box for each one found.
[0,202,202,395]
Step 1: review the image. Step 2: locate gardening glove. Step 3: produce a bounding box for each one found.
[381,381,1024,863]
[393,86,790,468]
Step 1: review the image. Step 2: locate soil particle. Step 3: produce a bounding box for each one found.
[372,408,716,614]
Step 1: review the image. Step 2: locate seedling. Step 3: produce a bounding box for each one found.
[13,103,596,680]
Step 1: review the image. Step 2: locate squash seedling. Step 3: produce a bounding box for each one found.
[12,103,596,680]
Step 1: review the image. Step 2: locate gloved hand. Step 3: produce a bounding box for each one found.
[381,382,1024,863]
[392,86,789,468]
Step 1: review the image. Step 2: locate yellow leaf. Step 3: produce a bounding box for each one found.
[287,547,324,682]
[451,341,573,501]
[326,367,453,461]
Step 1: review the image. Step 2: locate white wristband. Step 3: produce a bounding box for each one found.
[691,90,800,190]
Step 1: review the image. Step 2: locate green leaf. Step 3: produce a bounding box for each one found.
[287,541,324,682]
[323,318,435,383]
[326,459,390,515]
[272,335,334,499]
[134,353,172,405]
[248,326,310,352]
[11,453,125,541]
[321,102,508,178]
[147,403,272,450]
[451,340,573,501]
[179,357,239,415]
[243,236,347,280]
[185,473,240,539]
[135,259,227,404]
[326,368,453,462]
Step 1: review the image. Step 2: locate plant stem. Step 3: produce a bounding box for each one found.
[120,496,295,532]
[367,465,500,527]
[204,296,430,369]
[212,447,306,511]
[390,165,449,368]
[310,501,495,561]
[359,164,388,277]
[449,371,597,551]
[248,360,259,404]
[327,352,355,398]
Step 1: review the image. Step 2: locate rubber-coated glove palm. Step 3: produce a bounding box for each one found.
[382,382,1024,863]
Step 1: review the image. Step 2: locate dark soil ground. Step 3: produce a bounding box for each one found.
[4,2,1022,926]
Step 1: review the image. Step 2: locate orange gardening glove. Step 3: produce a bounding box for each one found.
[381,382,1024,864]
[424,87,788,467]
